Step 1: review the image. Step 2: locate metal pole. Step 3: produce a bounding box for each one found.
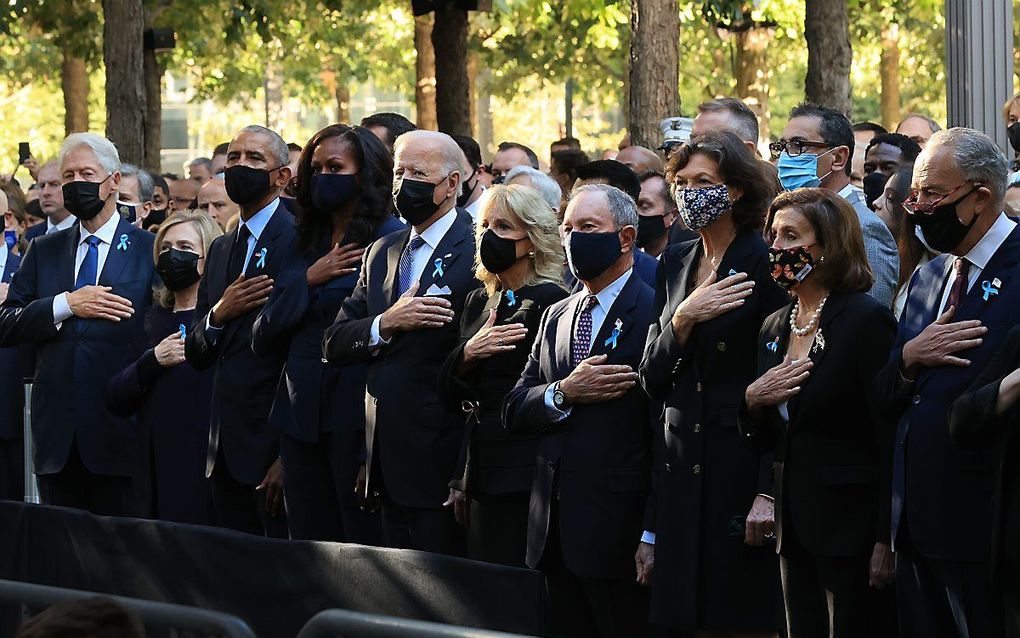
[22,380,38,504]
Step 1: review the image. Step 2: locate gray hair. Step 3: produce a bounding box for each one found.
[697,97,760,144]
[188,156,213,171]
[237,125,289,168]
[59,132,121,175]
[121,164,155,203]
[567,183,639,229]
[928,127,1008,203]
[393,130,464,198]
[505,165,563,212]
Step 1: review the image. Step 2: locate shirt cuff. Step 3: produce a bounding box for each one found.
[205,314,222,345]
[52,292,73,326]
[544,382,571,422]
[641,531,656,545]
[369,315,391,347]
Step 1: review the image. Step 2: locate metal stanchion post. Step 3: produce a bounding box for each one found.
[22,379,38,504]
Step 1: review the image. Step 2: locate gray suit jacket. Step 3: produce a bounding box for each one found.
[842,186,898,308]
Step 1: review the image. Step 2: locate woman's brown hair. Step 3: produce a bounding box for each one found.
[765,188,874,294]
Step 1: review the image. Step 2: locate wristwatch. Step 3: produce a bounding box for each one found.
[552,381,568,409]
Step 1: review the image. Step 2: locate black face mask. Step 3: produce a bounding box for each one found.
[636,214,669,248]
[566,230,622,282]
[456,168,478,208]
[863,171,890,210]
[146,207,168,228]
[224,164,281,206]
[1009,122,1020,155]
[913,186,979,253]
[393,176,447,226]
[156,248,202,291]
[62,174,113,221]
[116,201,138,223]
[311,173,358,212]
[479,228,522,274]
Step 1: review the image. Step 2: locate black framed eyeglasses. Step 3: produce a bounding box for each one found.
[769,138,833,160]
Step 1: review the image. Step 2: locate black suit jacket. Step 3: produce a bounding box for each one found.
[0,251,32,441]
[323,209,480,509]
[501,271,654,578]
[185,201,297,485]
[23,222,45,244]
[739,292,896,557]
[0,218,156,475]
[949,323,1020,569]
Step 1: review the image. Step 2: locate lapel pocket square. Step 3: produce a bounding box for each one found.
[425,283,453,296]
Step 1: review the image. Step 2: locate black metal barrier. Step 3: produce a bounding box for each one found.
[295,609,532,638]
[0,578,255,637]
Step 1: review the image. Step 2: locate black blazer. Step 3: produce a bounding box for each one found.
[22,222,45,244]
[0,251,32,441]
[501,271,654,579]
[0,218,156,476]
[252,216,405,443]
[739,292,896,557]
[323,209,480,509]
[185,201,297,485]
[949,323,1020,569]
[438,281,568,495]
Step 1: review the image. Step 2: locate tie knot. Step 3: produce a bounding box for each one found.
[236,224,251,243]
[954,257,969,274]
[583,294,598,312]
[408,235,425,251]
[84,235,101,248]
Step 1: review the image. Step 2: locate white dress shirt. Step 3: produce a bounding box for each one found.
[0,238,7,279]
[936,213,1015,315]
[543,268,634,422]
[47,215,77,234]
[369,209,459,347]
[52,211,122,325]
[464,186,487,221]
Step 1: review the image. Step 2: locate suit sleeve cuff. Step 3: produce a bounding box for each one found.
[641,531,656,545]
[544,382,571,422]
[205,314,222,345]
[52,292,73,325]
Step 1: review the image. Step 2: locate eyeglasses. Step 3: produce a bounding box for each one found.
[768,139,833,160]
[903,181,975,215]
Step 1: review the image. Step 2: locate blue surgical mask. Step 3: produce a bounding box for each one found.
[777,149,836,191]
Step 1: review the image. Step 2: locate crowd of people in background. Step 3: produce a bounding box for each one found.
[2,94,1020,638]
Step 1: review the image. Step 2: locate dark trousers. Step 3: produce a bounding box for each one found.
[779,523,874,638]
[0,437,24,502]
[38,442,131,516]
[467,491,529,568]
[210,451,288,538]
[896,535,1003,638]
[280,431,381,544]
[381,495,465,556]
[1002,559,1020,638]
[539,517,649,638]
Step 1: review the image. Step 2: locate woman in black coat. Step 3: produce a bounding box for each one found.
[949,323,1020,637]
[740,189,897,637]
[438,184,567,567]
[251,124,404,543]
[638,131,787,635]
[105,212,223,524]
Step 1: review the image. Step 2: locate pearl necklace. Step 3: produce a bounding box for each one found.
[789,294,829,337]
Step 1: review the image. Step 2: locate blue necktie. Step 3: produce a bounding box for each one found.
[398,235,426,296]
[74,235,101,290]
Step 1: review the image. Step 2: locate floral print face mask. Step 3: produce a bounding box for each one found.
[768,244,817,290]
[676,183,732,232]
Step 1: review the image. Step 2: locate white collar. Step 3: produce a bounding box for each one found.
[238,198,279,241]
[78,211,122,246]
[836,183,860,199]
[586,268,633,313]
[963,213,1016,270]
[0,238,7,272]
[413,208,458,251]
[49,215,76,232]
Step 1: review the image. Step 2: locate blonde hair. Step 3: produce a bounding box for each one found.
[1004,94,1020,125]
[152,212,223,309]
[474,184,565,297]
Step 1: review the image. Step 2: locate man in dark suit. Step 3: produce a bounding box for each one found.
[0,133,156,515]
[876,127,1020,637]
[24,161,76,243]
[502,184,653,637]
[324,130,475,556]
[185,125,296,537]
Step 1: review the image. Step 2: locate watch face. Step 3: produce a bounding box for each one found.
[553,390,565,407]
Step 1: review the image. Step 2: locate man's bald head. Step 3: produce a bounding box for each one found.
[614,145,663,175]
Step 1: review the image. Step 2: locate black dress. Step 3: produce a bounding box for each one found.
[105,306,215,525]
[639,228,787,632]
[949,323,1020,638]
[438,281,568,566]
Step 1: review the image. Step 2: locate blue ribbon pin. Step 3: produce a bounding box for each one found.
[433,257,444,278]
[982,280,999,301]
[255,248,267,269]
[766,337,779,353]
[604,318,623,349]
[116,234,129,251]
[505,290,516,307]
[178,323,187,340]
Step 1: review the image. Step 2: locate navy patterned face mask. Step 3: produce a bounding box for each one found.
[676,183,732,232]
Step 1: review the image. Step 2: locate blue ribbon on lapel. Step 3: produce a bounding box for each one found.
[505,289,516,307]
[178,323,187,340]
[604,319,623,349]
[255,248,267,269]
[982,280,999,301]
[766,337,779,353]
[116,234,129,251]
[433,257,444,278]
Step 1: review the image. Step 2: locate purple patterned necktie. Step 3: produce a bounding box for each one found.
[572,295,599,367]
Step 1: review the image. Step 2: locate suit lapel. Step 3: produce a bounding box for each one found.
[590,274,639,360]
[383,229,410,305]
[788,293,847,421]
[2,253,20,283]
[555,294,581,375]
[60,225,79,295]
[97,219,136,288]
[923,255,954,325]
[415,212,471,296]
[664,241,700,325]
[957,228,1020,320]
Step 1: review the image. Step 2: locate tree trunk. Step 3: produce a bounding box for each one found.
[141,4,168,173]
[335,81,351,124]
[804,0,853,116]
[880,23,901,131]
[734,25,771,143]
[628,0,680,149]
[265,65,283,131]
[103,0,146,165]
[431,3,471,136]
[61,45,90,135]
[414,14,438,130]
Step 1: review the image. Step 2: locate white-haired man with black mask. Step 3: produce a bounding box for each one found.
[506,165,563,214]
